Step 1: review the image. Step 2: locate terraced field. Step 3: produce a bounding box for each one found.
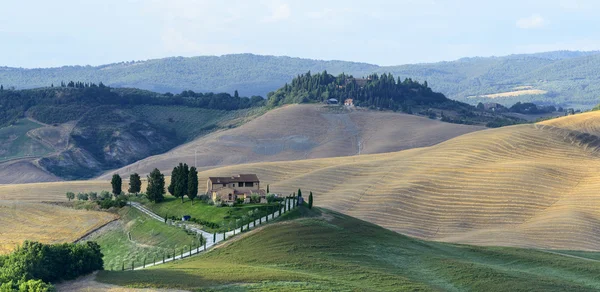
[6,112,600,251]
[0,201,117,254]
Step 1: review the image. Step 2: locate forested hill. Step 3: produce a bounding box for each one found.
[267,71,523,127]
[267,71,454,111]
[2,51,600,108]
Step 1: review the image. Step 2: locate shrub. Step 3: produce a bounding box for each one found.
[76,193,89,201]
[88,192,98,201]
[250,194,260,204]
[266,194,276,203]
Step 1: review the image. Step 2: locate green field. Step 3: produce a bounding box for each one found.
[97,207,600,291]
[85,206,198,271]
[130,105,267,141]
[135,195,281,232]
[0,119,51,162]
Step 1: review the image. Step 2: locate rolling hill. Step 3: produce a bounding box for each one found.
[2,51,600,108]
[93,207,600,291]
[5,111,600,251]
[97,104,484,179]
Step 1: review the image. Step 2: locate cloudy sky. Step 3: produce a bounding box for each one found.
[1,0,599,68]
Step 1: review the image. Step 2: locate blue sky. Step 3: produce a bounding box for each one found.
[1,0,599,68]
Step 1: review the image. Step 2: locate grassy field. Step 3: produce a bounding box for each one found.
[97,207,600,291]
[0,200,116,254]
[134,195,281,232]
[84,206,198,271]
[0,119,52,162]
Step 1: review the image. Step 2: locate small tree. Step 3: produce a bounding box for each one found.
[266,184,270,194]
[297,188,302,198]
[77,193,89,201]
[308,192,313,209]
[147,168,165,203]
[187,167,198,204]
[128,173,141,195]
[111,174,122,196]
[100,190,111,200]
[66,192,75,201]
[88,192,98,201]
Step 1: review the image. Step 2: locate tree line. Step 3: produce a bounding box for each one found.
[0,84,264,127]
[0,241,103,291]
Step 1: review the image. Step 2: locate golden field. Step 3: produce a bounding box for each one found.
[0,201,117,254]
[5,111,600,251]
[468,89,547,99]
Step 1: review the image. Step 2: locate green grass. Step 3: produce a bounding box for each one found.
[86,206,198,271]
[134,196,280,232]
[0,119,52,162]
[97,207,600,291]
[130,105,266,141]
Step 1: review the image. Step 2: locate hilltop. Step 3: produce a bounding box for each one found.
[2,51,600,108]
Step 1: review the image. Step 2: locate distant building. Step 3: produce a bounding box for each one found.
[344,98,354,106]
[483,102,507,112]
[207,174,266,204]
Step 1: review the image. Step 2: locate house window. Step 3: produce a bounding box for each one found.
[239,182,243,187]
[228,194,232,201]
[222,183,226,187]
[245,182,254,187]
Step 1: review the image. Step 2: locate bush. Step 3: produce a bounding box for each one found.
[76,193,89,201]
[0,241,102,289]
[266,194,276,203]
[88,192,98,201]
[250,194,260,204]
[100,191,112,200]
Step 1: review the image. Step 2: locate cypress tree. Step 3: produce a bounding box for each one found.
[309,192,313,209]
[128,173,141,195]
[187,166,198,204]
[111,174,122,195]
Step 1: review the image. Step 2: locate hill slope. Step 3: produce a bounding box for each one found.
[2,51,600,108]
[98,104,484,179]
[6,112,600,251]
[95,207,600,291]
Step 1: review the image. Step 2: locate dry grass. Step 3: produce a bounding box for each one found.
[7,112,600,251]
[97,104,483,179]
[468,89,547,99]
[0,201,117,254]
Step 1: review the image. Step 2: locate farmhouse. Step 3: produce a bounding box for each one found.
[207,174,267,204]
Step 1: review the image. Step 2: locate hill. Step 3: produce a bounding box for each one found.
[97,104,484,179]
[93,207,600,291]
[2,51,600,108]
[0,85,265,182]
[6,112,600,251]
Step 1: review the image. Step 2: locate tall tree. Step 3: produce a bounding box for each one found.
[128,173,141,195]
[308,192,313,209]
[111,174,122,195]
[187,166,198,204]
[267,184,270,194]
[168,165,178,196]
[147,168,165,203]
[173,163,190,203]
[297,188,302,198]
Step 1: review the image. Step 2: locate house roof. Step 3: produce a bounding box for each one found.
[209,174,259,184]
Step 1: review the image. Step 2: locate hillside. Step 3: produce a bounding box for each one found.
[0,85,265,183]
[97,104,484,179]
[6,112,600,251]
[2,51,600,108]
[94,207,600,291]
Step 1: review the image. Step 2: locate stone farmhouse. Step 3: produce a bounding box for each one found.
[207,174,267,204]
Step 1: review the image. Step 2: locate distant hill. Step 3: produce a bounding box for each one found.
[2,51,600,108]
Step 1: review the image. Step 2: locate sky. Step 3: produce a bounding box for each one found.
[1,0,600,68]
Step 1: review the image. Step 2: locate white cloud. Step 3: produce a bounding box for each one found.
[262,1,291,23]
[516,14,545,29]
